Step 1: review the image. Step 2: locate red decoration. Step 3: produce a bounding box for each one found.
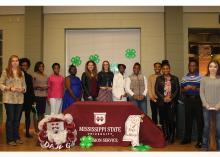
[38,114,77,150]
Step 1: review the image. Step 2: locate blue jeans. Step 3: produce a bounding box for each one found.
[4,104,23,143]
[202,108,220,150]
[129,96,147,114]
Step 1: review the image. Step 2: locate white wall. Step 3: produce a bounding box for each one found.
[44,6,164,14]
[0,6,25,15]
[0,14,25,123]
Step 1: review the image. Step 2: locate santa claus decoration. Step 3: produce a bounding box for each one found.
[38,113,77,149]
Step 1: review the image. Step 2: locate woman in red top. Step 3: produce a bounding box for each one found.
[48,63,64,114]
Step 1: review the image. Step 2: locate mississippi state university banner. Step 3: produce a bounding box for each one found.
[63,101,165,147]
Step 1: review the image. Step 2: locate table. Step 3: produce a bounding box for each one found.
[63,101,165,148]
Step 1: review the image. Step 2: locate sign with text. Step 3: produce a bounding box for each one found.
[64,101,165,147]
[77,110,124,145]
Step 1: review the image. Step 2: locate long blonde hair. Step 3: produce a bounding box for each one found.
[6,55,22,78]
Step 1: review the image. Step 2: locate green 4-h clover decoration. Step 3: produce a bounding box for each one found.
[71,56,82,67]
[80,136,94,148]
[125,48,137,59]
[110,63,119,74]
[89,54,100,64]
[132,144,152,151]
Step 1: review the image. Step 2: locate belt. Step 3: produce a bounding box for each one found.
[185,95,200,98]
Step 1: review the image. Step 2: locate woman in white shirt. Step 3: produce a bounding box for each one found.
[112,64,127,101]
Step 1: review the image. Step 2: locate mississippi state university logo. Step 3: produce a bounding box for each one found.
[94,112,106,125]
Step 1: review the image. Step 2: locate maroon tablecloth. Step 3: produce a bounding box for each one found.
[63,101,165,148]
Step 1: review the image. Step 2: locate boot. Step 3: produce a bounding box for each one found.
[162,121,169,142]
[195,135,202,148]
[25,118,32,138]
[168,122,176,144]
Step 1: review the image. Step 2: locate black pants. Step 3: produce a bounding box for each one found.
[159,102,176,125]
[35,96,46,115]
[183,96,204,143]
[150,100,162,125]
[159,102,176,143]
[19,105,33,135]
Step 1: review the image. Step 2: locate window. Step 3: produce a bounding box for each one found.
[188,28,220,76]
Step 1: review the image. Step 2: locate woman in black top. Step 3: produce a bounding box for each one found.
[81,61,99,101]
[19,58,35,138]
[97,60,114,102]
[155,60,180,144]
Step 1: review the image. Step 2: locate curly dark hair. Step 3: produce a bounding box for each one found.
[161,60,170,68]
[52,63,60,69]
[153,62,161,67]
[133,62,141,69]
[68,64,77,74]
[118,64,126,69]
[19,58,31,67]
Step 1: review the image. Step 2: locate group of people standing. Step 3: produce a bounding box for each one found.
[0,55,148,146]
[148,59,220,150]
[0,54,220,151]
